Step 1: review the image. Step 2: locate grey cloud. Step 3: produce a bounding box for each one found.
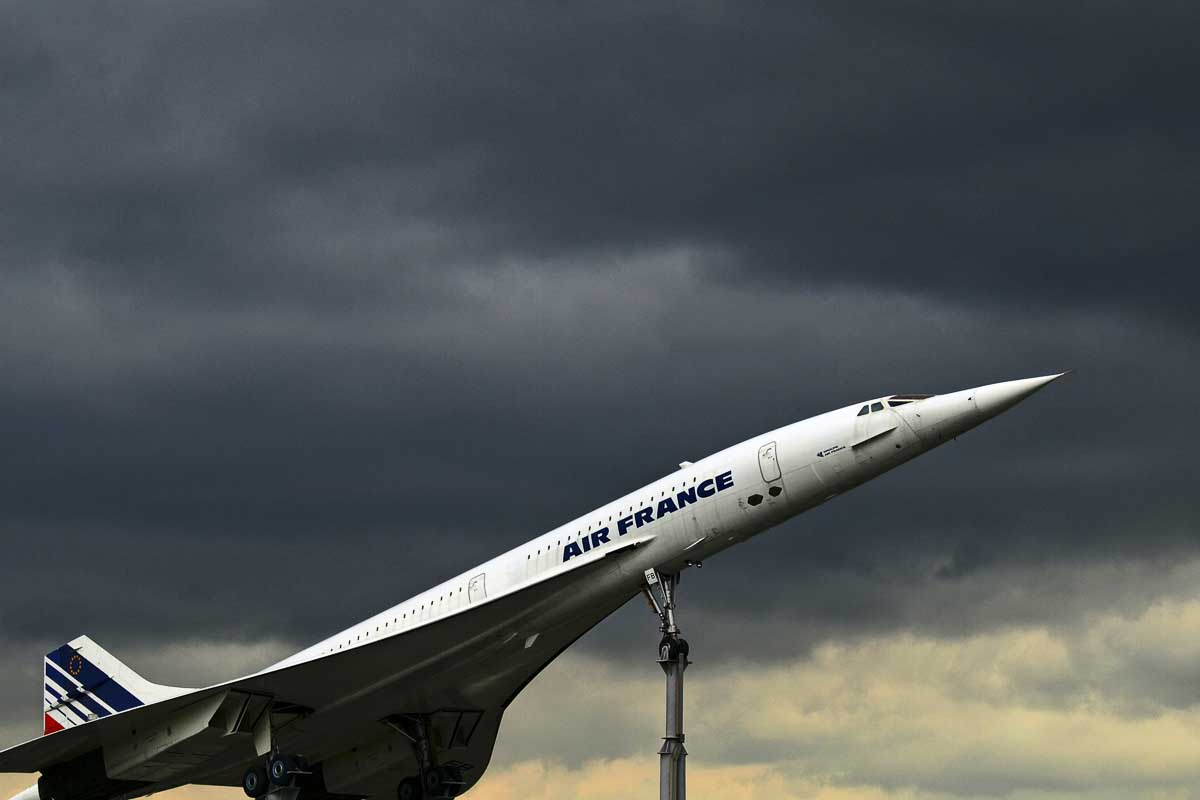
[4,3,1197,310]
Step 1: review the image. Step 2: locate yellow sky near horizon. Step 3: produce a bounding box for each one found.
[7,595,1200,799]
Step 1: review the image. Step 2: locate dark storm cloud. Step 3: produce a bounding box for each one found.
[5,3,1196,307]
[0,0,1197,741]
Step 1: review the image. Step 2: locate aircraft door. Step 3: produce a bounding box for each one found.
[758,442,781,482]
[468,573,487,603]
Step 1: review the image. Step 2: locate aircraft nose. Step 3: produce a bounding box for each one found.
[910,373,1066,445]
[972,373,1067,419]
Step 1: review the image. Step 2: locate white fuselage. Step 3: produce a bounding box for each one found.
[271,378,1055,673]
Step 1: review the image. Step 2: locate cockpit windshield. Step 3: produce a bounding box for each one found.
[858,394,934,415]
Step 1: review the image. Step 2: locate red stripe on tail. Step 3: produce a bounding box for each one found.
[44,713,64,735]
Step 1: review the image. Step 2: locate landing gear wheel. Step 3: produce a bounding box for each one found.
[438,765,465,797]
[242,765,269,798]
[423,767,444,796]
[268,754,298,786]
[397,776,422,800]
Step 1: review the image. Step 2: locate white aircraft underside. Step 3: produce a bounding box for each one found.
[0,375,1064,800]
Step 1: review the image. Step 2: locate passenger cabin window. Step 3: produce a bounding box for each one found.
[870,401,884,412]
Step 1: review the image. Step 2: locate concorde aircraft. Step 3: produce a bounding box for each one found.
[0,375,1063,800]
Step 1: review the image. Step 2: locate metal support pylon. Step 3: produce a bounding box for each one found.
[644,570,689,800]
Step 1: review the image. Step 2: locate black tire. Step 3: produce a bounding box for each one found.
[439,765,465,797]
[397,776,422,800]
[423,767,444,796]
[243,765,269,798]
[268,755,296,786]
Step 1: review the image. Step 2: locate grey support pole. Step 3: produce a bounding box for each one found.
[647,572,689,800]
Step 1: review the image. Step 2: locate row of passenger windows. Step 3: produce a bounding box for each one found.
[324,586,468,654]
[527,475,702,560]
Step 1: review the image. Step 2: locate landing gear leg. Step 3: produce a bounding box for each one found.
[643,570,689,800]
[388,715,465,800]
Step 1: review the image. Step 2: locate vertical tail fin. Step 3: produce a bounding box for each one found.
[42,636,189,734]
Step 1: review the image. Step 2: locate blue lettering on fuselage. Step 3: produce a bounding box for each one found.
[562,470,735,563]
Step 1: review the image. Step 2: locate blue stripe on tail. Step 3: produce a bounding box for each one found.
[45,646,144,714]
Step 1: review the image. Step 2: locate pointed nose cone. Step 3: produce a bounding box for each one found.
[973,373,1067,419]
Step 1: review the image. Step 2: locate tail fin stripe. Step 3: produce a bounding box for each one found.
[42,681,105,724]
[44,659,79,691]
[45,649,143,713]
[44,668,117,718]
[42,679,67,706]
[43,663,93,710]
[63,703,90,725]
[61,706,86,727]
[88,680,141,713]
[41,693,58,716]
[46,698,86,727]
[42,673,69,701]
[52,688,111,721]
[44,659,90,701]
[77,694,110,720]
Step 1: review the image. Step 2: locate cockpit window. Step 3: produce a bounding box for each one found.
[870,401,884,412]
[857,405,869,416]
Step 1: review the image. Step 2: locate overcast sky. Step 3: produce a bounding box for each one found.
[1,2,1197,798]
